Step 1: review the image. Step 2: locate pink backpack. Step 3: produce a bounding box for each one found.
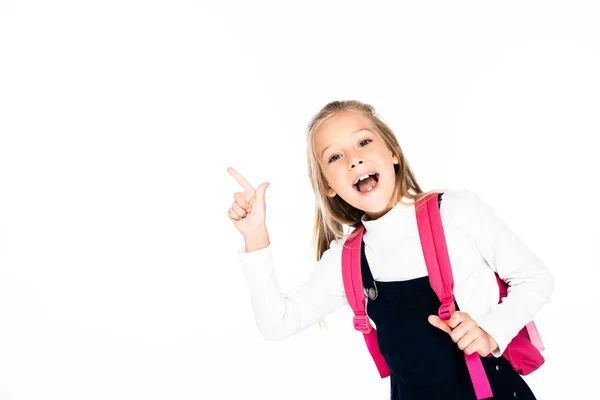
[341,192,545,400]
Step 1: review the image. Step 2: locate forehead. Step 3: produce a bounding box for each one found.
[314,111,375,151]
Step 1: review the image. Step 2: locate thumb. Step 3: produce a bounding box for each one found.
[428,315,452,335]
[254,182,270,202]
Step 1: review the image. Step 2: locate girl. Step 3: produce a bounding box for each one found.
[226,100,554,399]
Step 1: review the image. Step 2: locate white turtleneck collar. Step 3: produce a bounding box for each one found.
[359,195,417,239]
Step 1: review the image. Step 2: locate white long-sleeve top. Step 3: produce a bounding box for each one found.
[237,188,554,357]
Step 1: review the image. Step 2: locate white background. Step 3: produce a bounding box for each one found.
[1,1,599,399]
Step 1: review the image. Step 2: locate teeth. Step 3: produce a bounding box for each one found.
[354,173,375,185]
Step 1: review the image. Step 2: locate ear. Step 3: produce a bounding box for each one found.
[327,188,336,197]
[392,155,399,164]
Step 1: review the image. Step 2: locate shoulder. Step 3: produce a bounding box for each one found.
[323,237,344,257]
[304,237,348,296]
[316,233,356,270]
[324,236,350,262]
[309,237,346,274]
[439,187,493,225]
[440,187,480,211]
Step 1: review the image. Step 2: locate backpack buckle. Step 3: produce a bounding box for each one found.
[353,315,373,334]
[439,302,456,320]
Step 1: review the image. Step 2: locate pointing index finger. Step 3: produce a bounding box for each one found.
[227,167,255,191]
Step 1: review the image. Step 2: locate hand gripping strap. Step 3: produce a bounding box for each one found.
[342,224,390,378]
[416,193,493,400]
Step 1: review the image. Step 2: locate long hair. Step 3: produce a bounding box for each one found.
[306,100,446,261]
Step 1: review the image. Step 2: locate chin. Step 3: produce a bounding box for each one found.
[355,191,394,214]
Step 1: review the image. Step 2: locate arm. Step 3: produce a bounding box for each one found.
[464,190,555,356]
[238,238,347,341]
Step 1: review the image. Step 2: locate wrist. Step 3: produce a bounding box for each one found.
[244,229,270,252]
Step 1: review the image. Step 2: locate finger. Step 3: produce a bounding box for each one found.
[449,319,476,343]
[228,208,242,221]
[448,311,469,329]
[227,167,255,191]
[254,182,270,202]
[232,201,247,217]
[463,336,486,356]
[428,315,452,335]
[229,203,245,219]
[246,191,256,205]
[456,328,480,351]
[234,192,252,210]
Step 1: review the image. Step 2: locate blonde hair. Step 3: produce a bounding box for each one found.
[306,100,447,261]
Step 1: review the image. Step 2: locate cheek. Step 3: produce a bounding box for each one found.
[324,168,348,192]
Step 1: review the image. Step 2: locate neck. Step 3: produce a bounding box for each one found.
[364,206,392,221]
[363,194,403,221]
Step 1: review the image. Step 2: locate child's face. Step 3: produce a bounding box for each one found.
[314,111,399,220]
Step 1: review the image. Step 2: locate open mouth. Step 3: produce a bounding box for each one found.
[354,173,379,192]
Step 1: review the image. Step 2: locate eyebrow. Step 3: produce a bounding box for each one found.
[320,128,372,159]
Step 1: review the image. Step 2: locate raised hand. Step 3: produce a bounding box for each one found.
[226,167,270,240]
[428,311,498,356]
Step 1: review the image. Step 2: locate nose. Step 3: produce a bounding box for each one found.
[348,159,364,170]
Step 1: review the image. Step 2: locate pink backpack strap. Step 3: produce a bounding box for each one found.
[342,224,390,378]
[416,193,494,400]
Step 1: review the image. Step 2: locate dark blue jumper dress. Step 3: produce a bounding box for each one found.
[361,193,537,399]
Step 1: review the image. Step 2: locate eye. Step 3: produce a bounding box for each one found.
[328,139,372,163]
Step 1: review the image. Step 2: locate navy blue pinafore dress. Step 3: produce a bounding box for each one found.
[361,193,537,400]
